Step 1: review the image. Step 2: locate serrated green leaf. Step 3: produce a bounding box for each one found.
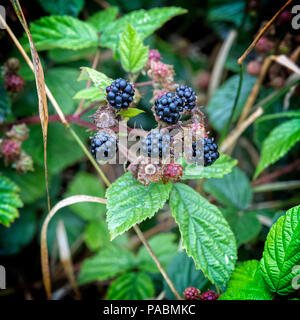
[182,153,237,180]
[119,24,149,73]
[107,272,155,300]
[100,7,187,53]
[260,204,300,295]
[48,47,97,63]
[64,172,106,220]
[25,15,98,51]
[219,260,273,300]
[78,246,136,284]
[164,252,211,300]
[204,167,253,210]
[170,183,237,290]
[46,67,85,114]
[87,7,119,33]
[73,86,105,102]
[222,209,261,247]
[106,172,172,240]
[78,67,112,98]
[0,176,23,227]
[137,233,177,273]
[0,207,37,255]
[36,0,84,16]
[207,74,256,132]
[119,108,145,119]
[0,78,11,122]
[254,119,300,178]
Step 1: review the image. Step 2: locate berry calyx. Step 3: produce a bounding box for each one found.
[200,290,219,301]
[154,92,182,124]
[90,131,118,161]
[164,163,183,179]
[5,73,25,93]
[175,85,197,111]
[147,49,161,65]
[106,78,135,110]
[0,140,21,164]
[192,137,219,166]
[183,287,201,300]
[141,129,171,159]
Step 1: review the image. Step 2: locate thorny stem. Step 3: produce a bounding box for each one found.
[133,225,182,300]
[3,15,182,301]
[135,80,155,87]
[237,0,295,65]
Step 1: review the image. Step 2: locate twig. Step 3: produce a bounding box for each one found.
[133,225,182,300]
[238,0,295,65]
[252,158,300,186]
[74,50,101,116]
[237,56,273,127]
[220,107,263,153]
[208,30,237,99]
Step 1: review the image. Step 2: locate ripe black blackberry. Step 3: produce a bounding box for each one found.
[192,137,219,166]
[141,129,171,159]
[154,92,182,124]
[175,85,196,111]
[106,78,135,110]
[90,131,118,161]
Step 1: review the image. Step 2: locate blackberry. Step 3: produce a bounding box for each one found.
[183,287,201,300]
[154,92,182,124]
[90,131,118,161]
[141,129,171,159]
[164,163,183,180]
[192,137,219,166]
[106,78,135,110]
[200,290,219,301]
[175,85,196,111]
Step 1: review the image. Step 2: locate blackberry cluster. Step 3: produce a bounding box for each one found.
[91,131,118,161]
[106,78,135,110]
[192,137,219,166]
[154,92,182,124]
[141,129,171,159]
[200,290,219,301]
[175,85,196,111]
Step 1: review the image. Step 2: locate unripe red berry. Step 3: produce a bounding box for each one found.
[255,37,274,54]
[278,10,292,25]
[5,73,25,93]
[200,290,219,300]
[246,61,261,76]
[164,163,183,180]
[183,287,201,300]
[148,49,161,63]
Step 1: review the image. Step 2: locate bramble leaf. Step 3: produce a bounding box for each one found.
[254,119,300,178]
[170,183,237,290]
[107,272,154,300]
[260,204,300,295]
[106,172,172,239]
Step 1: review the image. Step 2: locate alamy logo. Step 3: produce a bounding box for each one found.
[0,5,5,29]
[0,265,6,289]
[291,5,300,30]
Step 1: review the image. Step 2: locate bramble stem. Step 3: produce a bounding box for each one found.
[238,0,295,65]
[133,225,182,300]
